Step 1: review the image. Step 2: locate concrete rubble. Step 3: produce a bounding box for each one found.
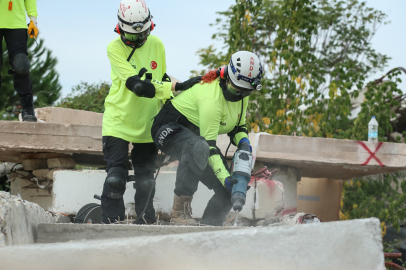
[0,191,69,247]
[1,106,406,178]
[0,218,385,270]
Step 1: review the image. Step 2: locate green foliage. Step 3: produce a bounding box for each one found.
[349,71,403,141]
[341,172,406,233]
[1,37,61,120]
[56,81,110,113]
[194,0,389,138]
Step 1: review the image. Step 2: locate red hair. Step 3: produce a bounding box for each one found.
[200,69,219,84]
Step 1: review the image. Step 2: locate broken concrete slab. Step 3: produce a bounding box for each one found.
[251,132,406,179]
[22,159,48,171]
[35,107,103,126]
[0,121,102,156]
[1,120,406,179]
[47,158,76,169]
[0,191,69,247]
[0,218,385,270]
[36,223,242,244]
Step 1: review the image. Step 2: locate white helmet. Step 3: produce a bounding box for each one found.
[226,51,262,93]
[116,0,154,47]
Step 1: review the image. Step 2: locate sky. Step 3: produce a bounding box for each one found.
[34,0,406,98]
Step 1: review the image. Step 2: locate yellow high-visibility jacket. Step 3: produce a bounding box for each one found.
[0,0,37,29]
[103,35,172,143]
[171,79,249,185]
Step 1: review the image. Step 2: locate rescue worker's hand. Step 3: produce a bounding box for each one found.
[224,177,237,193]
[238,138,252,152]
[175,76,202,91]
[27,17,38,38]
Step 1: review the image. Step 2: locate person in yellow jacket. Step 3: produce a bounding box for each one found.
[101,0,201,224]
[0,0,39,121]
[151,51,263,226]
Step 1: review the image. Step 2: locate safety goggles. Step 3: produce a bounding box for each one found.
[227,82,253,97]
[124,28,150,42]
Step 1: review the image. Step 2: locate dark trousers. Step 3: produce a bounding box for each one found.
[101,136,157,224]
[0,29,32,97]
[151,103,233,226]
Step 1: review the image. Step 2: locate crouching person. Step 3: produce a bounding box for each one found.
[151,51,262,226]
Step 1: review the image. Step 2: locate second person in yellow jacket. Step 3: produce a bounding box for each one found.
[101,0,201,224]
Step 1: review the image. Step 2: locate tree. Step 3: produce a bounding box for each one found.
[341,172,406,235]
[0,37,61,120]
[56,81,110,113]
[193,0,390,139]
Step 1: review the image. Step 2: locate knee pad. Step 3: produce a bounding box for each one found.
[103,167,128,199]
[12,53,30,75]
[134,178,155,193]
[183,137,210,172]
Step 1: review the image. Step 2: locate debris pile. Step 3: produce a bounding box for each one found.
[0,191,69,247]
[7,155,76,210]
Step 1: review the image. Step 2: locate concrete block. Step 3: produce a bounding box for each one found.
[0,218,385,270]
[0,121,103,157]
[47,169,56,180]
[32,169,50,180]
[252,178,284,219]
[10,170,33,178]
[36,223,242,244]
[47,158,76,169]
[0,191,67,247]
[22,159,48,171]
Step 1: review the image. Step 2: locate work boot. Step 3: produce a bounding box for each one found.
[20,94,37,122]
[170,195,198,226]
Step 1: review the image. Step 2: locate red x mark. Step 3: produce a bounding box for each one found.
[357,141,385,167]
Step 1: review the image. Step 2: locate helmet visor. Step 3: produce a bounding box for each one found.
[228,81,253,97]
[124,28,150,43]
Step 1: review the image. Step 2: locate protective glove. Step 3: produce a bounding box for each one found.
[238,137,252,152]
[225,177,251,193]
[27,16,38,38]
[175,76,202,91]
[224,177,238,193]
